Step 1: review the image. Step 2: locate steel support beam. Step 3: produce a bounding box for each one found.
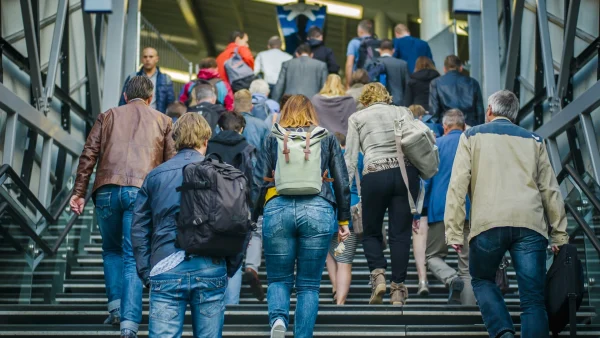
[579,113,600,184]
[480,0,502,101]
[123,0,141,82]
[535,0,558,110]
[2,113,18,166]
[555,0,580,102]
[43,0,68,101]
[505,0,525,91]
[468,14,482,87]
[101,0,127,113]
[82,12,102,118]
[546,138,565,196]
[37,137,53,207]
[20,0,44,111]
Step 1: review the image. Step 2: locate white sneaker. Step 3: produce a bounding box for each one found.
[270,319,286,338]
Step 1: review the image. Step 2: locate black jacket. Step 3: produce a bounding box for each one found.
[253,131,350,222]
[309,39,340,74]
[404,68,439,112]
[429,70,484,126]
[207,131,259,205]
[187,102,227,131]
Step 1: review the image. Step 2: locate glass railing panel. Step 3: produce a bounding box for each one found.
[583,233,599,324]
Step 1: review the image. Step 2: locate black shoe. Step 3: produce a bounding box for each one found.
[448,277,464,304]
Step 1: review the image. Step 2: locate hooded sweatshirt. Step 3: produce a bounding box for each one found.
[311,94,357,135]
[308,39,340,74]
[404,68,440,111]
[179,69,234,110]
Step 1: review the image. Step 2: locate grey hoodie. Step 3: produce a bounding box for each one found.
[311,94,357,136]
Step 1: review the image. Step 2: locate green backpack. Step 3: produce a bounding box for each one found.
[271,124,329,195]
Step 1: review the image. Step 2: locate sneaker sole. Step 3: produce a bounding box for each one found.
[369,283,386,304]
[271,325,286,338]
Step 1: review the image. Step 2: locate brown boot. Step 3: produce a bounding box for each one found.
[369,269,386,304]
[243,268,265,302]
[390,282,408,306]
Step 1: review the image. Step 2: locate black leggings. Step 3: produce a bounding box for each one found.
[361,166,420,283]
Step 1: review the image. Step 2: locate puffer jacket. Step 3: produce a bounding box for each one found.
[119,67,175,114]
[444,117,569,247]
[429,70,484,126]
[131,149,245,285]
[253,129,351,222]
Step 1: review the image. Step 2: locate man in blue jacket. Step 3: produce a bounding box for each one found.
[424,109,475,305]
[119,47,175,114]
[393,24,433,73]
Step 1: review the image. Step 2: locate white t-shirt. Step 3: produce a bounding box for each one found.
[254,49,293,85]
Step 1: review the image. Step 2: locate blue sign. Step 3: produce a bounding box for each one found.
[276,4,326,55]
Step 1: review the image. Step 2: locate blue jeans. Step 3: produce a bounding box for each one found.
[224,267,242,305]
[469,227,549,338]
[263,196,335,338]
[149,256,227,337]
[95,185,142,332]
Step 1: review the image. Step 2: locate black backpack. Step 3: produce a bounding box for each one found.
[545,243,585,337]
[176,154,252,257]
[357,37,386,82]
[186,78,222,106]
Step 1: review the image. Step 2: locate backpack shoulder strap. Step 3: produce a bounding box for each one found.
[304,132,311,160]
[355,171,361,195]
[394,120,424,215]
[282,131,291,163]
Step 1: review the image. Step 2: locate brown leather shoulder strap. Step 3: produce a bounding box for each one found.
[283,131,290,163]
[304,132,311,160]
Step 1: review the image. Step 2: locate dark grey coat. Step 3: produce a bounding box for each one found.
[271,56,328,102]
[380,55,409,106]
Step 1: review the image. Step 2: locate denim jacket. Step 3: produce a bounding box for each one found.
[119,67,175,114]
[254,131,351,222]
[242,112,270,152]
[131,149,243,285]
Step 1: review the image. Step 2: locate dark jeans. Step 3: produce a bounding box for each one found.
[361,166,419,283]
[469,227,549,338]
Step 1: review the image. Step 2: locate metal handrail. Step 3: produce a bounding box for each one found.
[565,203,600,256]
[0,164,54,221]
[51,189,93,254]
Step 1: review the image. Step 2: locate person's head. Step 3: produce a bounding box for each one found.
[408,104,427,120]
[249,79,270,96]
[166,101,187,121]
[357,19,374,37]
[141,47,159,72]
[351,69,370,86]
[199,57,218,71]
[279,95,319,128]
[334,132,346,149]
[194,82,217,104]
[267,35,282,49]
[380,39,394,55]
[319,74,346,96]
[414,56,437,72]
[486,90,519,123]
[442,109,466,134]
[218,111,246,134]
[308,26,323,41]
[230,30,249,47]
[394,24,410,38]
[173,113,212,153]
[295,43,312,57]
[234,89,253,114]
[123,75,154,105]
[358,83,392,107]
[444,55,463,73]
[279,94,292,109]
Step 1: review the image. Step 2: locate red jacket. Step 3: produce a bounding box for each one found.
[179,69,234,110]
[216,43,254,85]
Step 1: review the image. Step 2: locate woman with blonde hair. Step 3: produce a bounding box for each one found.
[345,83,420,306]
[255,94,350,338]
[311,74,357,135]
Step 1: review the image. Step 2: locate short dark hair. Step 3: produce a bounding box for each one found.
[296,43,311,55]
[218,111,246,132]
[268,36,282,49]
[380,39,394,51]
[358,20,374,35]
[230,30,246,43]
[308,26,323,39]
[334,132,346,147]
[444,55,462,70]
[166,102,187,119]
[125,75,153,101]
[279,94,292,109]
[351,69,370,86]
[199,57,217,69]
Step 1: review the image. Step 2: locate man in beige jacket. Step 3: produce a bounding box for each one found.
[444,90,568,338]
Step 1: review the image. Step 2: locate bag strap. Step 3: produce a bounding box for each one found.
[272,113,278,125]
[322,169,334,183]
[283,131,291,163]
[304,132,311,160]
[394,120,424,215]
[176,181,210,192]
[354,171,361,196]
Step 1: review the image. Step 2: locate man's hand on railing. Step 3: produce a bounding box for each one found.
[70,195,86,215]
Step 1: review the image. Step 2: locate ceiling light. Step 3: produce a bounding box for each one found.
[253,0,362,19]
[160,67,192,83]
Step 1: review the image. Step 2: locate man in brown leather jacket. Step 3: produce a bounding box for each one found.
[70,75,175,338]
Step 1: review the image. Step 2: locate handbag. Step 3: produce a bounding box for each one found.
[351,172,363,237]
[495,256,510,295]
